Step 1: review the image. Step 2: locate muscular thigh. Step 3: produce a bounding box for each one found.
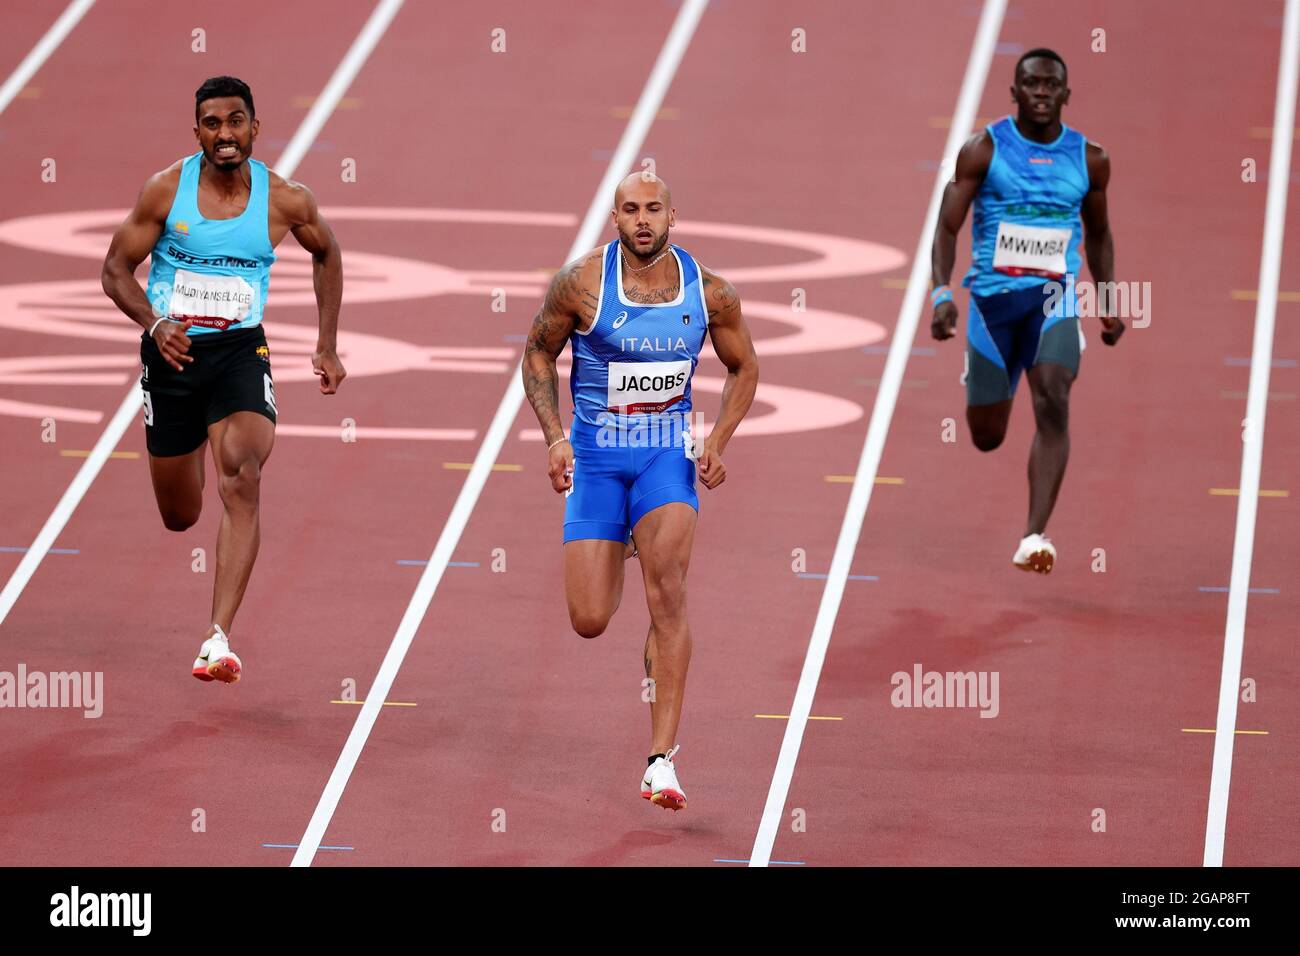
[633,502,697,589]
[208,411,275,475]
[564,538,626,614]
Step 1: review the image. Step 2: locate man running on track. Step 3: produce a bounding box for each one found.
[101,76,345,683]
[521,172,758,810]
[930,48,1124,573]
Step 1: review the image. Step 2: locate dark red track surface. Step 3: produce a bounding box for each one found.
[0,0,1294,867]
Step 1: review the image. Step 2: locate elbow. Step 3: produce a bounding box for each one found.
[100,261,118,300]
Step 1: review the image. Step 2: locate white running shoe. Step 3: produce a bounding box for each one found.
[1013,533,1056,574]
[640,745,687,811]
[192,626,242,683]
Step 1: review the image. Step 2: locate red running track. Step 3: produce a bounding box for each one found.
[0,0,1293,867]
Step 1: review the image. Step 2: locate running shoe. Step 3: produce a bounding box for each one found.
[192,626,242,683]
[640,745,686,811]
[1013,533,1056,574]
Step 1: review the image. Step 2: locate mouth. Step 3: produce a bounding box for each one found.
[635,230,653,242]
[215,143,240,160]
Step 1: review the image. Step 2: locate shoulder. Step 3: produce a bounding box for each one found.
[958,128,995,168]
[547,246,604,301]
[267,170,318,225]
[1085,140,1110,187]
[136,161,184,216]
[696,263,741,321]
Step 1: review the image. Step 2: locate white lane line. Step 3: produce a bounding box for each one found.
[0,0,406,630]
[0,0,96,116]
[747,0,1008,869]
[1202,0,1298,869]
[276,0,404,178]
[288,0,711,868]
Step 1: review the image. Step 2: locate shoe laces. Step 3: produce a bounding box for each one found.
[664,744,679,764]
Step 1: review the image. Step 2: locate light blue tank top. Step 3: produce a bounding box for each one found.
[964,116,1089,297]
[569,241,709,428]
[146,151,275,336]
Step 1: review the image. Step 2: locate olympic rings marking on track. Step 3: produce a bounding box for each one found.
[0,208,906,438]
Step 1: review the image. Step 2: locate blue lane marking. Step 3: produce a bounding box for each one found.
[0,546,79,554]
[396,560,480,567]
[862,345,935,357]
[503,333,528,342]
[1198,586,1280,594]
[798,573,878,582]
[1224,357,1297,367]
[994,41,1024,55]
[262,843,354,851]
[713,858,805,865]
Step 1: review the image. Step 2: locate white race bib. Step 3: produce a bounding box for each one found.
[607,360,690,414]
[169,269,255,330]
[992,221,1071,279]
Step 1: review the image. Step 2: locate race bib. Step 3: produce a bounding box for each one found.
[168,269,255,330]
[992,221,1071,279]
[607,360,690,414]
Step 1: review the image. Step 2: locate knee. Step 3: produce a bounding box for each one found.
[1032,393,1070,433]
[971,430,1005,453]
[570,611,610,640]
[160,507,200,532]
[645,568,688,620]
[218,458,262,508]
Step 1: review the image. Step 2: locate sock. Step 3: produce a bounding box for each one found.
[647,753,666,767]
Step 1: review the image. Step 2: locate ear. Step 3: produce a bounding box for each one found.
[250,116,260,140]
[1009,82,1017,103]
[609,208,618,229]
[1061,87,1071,107]
[193,124,200,144]
[668,207,676,228]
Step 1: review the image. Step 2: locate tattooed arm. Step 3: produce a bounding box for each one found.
[521,251,600,493]
[697,267,759,490]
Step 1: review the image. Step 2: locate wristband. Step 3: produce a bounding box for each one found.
[930,285,953,307]
[148,317,170,337]
[547,436,570,450]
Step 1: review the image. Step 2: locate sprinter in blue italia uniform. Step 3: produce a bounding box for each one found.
[930,48,1125,574]
[522,173,759,811]
[102,76,346,684]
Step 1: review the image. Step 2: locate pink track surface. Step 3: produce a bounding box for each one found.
[0,0,1294,867]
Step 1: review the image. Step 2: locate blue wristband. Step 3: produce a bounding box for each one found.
[931,285,953,307]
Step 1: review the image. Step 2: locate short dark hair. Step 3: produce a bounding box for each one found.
[1015,48,1067,82]
[195,76,255,121]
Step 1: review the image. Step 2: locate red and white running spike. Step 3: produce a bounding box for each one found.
[642,744,686,811]
[1013,533,1056,574]
[192,625,242,684]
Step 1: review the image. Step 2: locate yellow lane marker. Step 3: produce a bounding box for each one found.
[18,87,41,99]
[1231,289,1300,302]
[60,450,139,459]
[1248,126,1300,139]
[330,700,417,707]
[1182,728,1269,735]
[1220,390,1295,401]
[612,105,679,120]
[930,115,991,129]
[860,378,930,388]
[443,462,522,472]
[825,475,904,484]
[293,95,362,109]
[1209,488,1289,497]
[755,714,843,721]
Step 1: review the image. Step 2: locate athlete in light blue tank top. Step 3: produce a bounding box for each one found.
[146,150,276,335]
[101,76,347,684]
[521,172,759,808]
[927,48,1125,575]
